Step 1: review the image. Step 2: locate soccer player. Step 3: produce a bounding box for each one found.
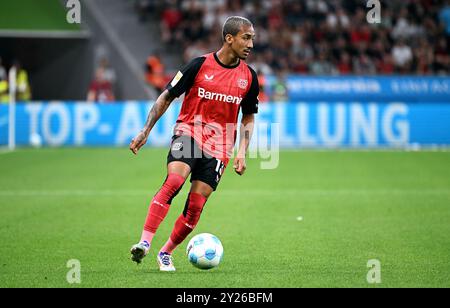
[129,16,259,271]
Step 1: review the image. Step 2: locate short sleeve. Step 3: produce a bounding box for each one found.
[240,66,259,115]
[166,57,206,98]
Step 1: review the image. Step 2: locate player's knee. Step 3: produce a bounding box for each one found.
[156,173,186,204]
[165,173,186,191]
[183,193,207,226]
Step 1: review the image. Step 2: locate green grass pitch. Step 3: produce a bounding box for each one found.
[0,148,449,288]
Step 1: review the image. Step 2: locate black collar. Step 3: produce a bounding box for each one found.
[214,52,240,69]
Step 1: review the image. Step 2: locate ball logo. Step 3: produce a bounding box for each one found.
[238,79,248,90]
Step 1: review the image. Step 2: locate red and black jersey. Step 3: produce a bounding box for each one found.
[166,52,259,165]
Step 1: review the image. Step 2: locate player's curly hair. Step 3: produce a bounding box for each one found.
[222,16,253,42]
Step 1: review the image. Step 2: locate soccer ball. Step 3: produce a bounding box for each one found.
[29,133,42,148]
[186,233,224,270]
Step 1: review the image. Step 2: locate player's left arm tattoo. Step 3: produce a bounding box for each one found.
[237,114,255,158]
[142,90,175,135]
[130,90,176,155]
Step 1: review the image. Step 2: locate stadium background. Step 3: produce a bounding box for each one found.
[0,0,449,288]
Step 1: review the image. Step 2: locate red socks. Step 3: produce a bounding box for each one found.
[169,192,207,245]
[141,174,208,252]
[143,173,185,234]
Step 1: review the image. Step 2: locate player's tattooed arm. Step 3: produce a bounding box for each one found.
[142,90,175,134]
[129,90,175,155]
[238,113,255,156]
[234,114,255,175]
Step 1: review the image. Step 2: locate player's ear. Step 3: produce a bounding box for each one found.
[225,34,234,44]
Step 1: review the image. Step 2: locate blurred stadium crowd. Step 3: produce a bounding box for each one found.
[1,0,449,104]
[137,0,450,77]
[0,58,31,103]
[0,55,117,104]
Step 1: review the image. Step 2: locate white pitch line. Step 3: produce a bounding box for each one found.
[0,150,15,155]
[0,189,448,197]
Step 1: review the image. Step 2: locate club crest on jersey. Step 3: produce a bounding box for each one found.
[238,79,248,89]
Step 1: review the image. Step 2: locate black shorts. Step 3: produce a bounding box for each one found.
[167,135,226,191]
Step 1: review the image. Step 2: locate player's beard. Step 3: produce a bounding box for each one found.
[240,51,250,60]
[231,46,250,60]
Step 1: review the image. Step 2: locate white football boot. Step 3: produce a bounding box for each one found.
[157,252,176,272]
[130,241,150,264]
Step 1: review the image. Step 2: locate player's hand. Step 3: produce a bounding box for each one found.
[233,157,247,176]
[129,131,149,155]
